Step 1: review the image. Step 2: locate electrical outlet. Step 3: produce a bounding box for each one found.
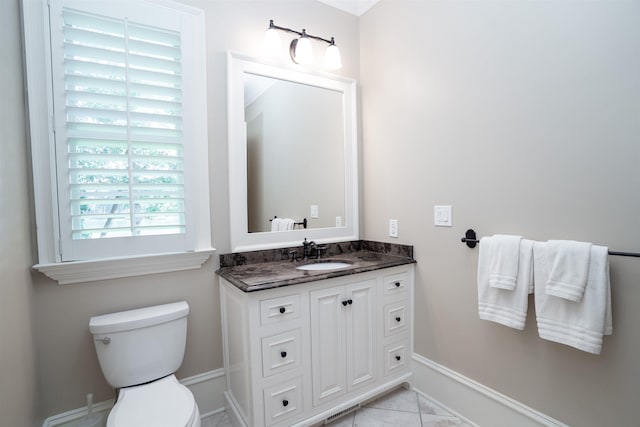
[389,219,398,238]
[310,205,319,218]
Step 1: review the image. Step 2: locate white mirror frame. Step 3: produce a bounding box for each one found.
[227,52,359,252]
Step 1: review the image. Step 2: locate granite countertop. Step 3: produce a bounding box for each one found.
[216,240,415,292]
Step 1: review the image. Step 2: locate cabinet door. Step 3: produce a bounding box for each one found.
[310,286,346,406]
[345,280,376,390]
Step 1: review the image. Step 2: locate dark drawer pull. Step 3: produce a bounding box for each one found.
[395,355,401,361]
[395,316,401,322]
[280,351,287,358]
[347,299,353,305]
[342,300,348,306]
[282,399,289,407]
[279,306,286,314]
[394,281,401,287]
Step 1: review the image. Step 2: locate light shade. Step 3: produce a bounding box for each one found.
[263,27,283,57]
[291,36,314,65]
[324,43,342,70]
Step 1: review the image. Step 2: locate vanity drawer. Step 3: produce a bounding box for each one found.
[261,329,302,378]
[383,272,409,297]
[384,302,409,337]
[384,341,409,377]
[260,294,301,326]
[263,376,303,426]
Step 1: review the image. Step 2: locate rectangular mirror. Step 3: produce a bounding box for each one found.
[245,73,345,233]
[227,52,358,251]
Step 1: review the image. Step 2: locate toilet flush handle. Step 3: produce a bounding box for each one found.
[95,337,111,345]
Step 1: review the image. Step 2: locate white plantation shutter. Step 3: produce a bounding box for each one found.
[47,1,207,261]
[63,9,185,240]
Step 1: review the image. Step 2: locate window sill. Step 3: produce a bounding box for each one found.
[33,249,216,285]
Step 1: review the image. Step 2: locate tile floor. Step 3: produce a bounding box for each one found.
[201,410,232,427]
[201,388,472,427]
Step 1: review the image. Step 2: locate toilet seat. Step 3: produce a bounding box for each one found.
[107,375,200,427]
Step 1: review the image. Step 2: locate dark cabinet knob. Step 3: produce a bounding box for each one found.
[342,300,348,306]
[279,306,286,314]
[282,399,289,407]
[395,316,401,322]
[347,299,353,305]
[280,351,287,358]
[394,281,401,287]
[395,355,401,361]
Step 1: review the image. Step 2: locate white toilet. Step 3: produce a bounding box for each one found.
[89,301,201,427]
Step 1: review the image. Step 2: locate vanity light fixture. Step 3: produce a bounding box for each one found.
[263,20,342,70]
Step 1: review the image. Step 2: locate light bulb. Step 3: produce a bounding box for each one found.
[264,27,282,57]
[324,41,342,70]
[292,34,314,65]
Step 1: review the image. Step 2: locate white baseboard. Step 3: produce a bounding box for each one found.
[41,399,115,427]
[43,356,569,427]
[182,368,227,415]
[411,353,569,427]
[42,369,226,427]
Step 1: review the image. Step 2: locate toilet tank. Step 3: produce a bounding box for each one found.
[89,301,189,388]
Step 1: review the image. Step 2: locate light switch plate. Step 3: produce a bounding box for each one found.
[389,219,398,238]
[310,205,319,218]
[434,205,452,227]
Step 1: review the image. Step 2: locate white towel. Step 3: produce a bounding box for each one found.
[486,235,523,291]
[546,240,592,302]
[278,218,294,231]
[478,238,534,330]
[271,218,282,232]
[534,242,612,354]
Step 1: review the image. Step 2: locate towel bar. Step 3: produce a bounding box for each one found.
[269,216,308,229]
[461,229,480,248]
[461,228,640,258]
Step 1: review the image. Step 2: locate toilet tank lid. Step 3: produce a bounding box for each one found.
[89,301,189,334]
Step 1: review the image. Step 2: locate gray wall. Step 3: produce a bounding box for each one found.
[21,0,360,419]
[360,1,640,426]
[0,0,40,426]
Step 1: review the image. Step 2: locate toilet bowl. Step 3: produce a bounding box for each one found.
[89,301,200,427]
[107,375,200,427]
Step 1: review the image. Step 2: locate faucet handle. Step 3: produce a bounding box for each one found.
[288,250,298,262]
[315,245,328,259]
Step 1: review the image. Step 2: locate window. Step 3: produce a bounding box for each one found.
[23,0,212,280]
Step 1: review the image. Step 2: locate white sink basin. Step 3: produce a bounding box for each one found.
[296,261,353,271]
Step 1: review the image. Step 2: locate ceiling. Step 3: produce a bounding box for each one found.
[317,0,380,16]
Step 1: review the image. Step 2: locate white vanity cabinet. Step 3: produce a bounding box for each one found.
[219,264,414,427]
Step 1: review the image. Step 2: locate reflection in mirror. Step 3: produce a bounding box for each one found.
[244,73,345,232]
[228,52,358,252]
